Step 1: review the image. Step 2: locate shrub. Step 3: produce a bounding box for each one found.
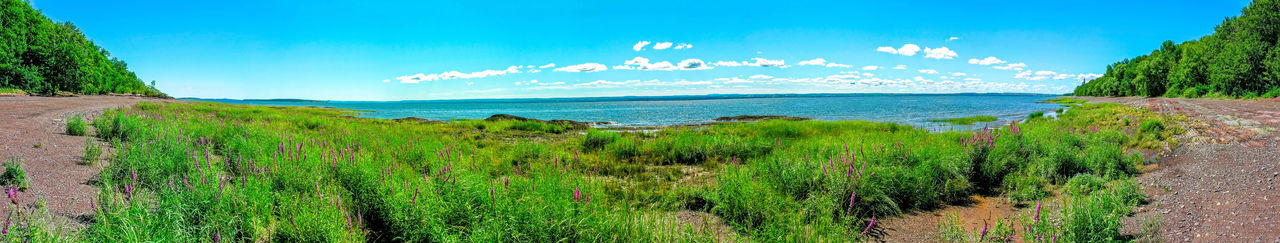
[581,129,620,151]
[1028,111,1045,119]
[1139,120,1164,134]
[83,139,102,165]
[1,157,29,190]
[66,114,87,136]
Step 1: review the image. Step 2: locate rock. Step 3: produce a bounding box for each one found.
[712,115,811,122]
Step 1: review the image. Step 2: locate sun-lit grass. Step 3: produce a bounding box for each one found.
[932,115,998,125]
[1044,97,1089,104]
[0,100,1181,241]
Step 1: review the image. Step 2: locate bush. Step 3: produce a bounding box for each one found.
[83,139,101,165]
[66,114,87,136]
[1028,111,1045,119]
[1139,120,1165,135]
[1,157,29,190]
[581,129,620,151]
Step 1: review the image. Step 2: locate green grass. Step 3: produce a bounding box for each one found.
[66,115,87,136]
[83,139,102,165]
[0,87,24,95]
[932,115,997,125]
[0,101,1181,242]
[1,157,30,190]
[1044,97,1088,104]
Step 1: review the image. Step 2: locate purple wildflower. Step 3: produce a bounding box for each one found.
[860,216,876,236]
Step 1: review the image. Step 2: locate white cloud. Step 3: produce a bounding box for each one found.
[615,57,662,70]
[677,59,712,70]
[382,79,390,82]
[745,58,787,68]
[653,42,674,50]
[1076,73,1103,80]
[950,72,967,76]
[923,47,958,59]
[968,56,1005,66]
[798,58,828,66]
[577,80,631,86]
[947,37,959,41]
[918,69,939,74]
[1034,71,1058,76]
[553,63,608,72]
[862,65,880,70]
[395,65,521,83]
[713,61,744,67]
[515,79,566,86]
[633,41,651,51]
[797,58,850,68]
[674,43,693,49]
[993,62,1026,70]
[876,44,921,56]
[539,63,555,69]
[749,74,774,79]
[893,65,907,70]
[1053,74,1075,80]
[963,78,982,81]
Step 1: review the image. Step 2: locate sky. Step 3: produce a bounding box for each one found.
[31,0,1250,101]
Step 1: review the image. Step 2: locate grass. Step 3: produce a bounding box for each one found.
[66,115,87,136]
[2,157,30,190]
[0,101,1181,242]
[82,139,101,165]
[932,115,997,125]
[0,87,25,95]
[1044,97,1088,104]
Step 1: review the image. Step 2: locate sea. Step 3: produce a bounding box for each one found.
[195,93,1066,131]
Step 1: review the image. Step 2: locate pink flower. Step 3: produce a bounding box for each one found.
[860,216,876,236]
[1034,201,1042,220]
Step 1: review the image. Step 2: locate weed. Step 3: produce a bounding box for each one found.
[66,115,87,136]
[1,157,30,190]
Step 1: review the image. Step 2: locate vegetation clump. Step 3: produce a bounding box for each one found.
[66,115,87,136]
[1,157,30,190]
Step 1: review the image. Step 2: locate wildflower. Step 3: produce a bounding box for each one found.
[979,219,988,239]
[859,216,876,236]
[573,188,582,201]
[490,186,496,202]
[1034,201,1041,220]
[847,191,856,212]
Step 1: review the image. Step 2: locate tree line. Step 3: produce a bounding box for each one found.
[1074,0,1280,98]
[1,0,167,97]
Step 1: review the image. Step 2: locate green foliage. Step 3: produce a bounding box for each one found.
[1,157,29,190]
[1043,97,1087,104]
[66,114,87,136]
[1139,120,1165,134]
[932,115,997,125]
[83,138,101,165]
[1075,0,1280,98]
[1028,111,1045,119]
[1062,178,1145,242]
[0,0,166,97]
[581,129,620,151]
[29,101,1180,241]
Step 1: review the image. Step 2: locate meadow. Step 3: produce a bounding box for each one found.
[3,100,1182,242]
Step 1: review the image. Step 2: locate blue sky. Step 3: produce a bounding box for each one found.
[32,0,1249,101]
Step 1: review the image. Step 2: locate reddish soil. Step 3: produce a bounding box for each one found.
[876,195,1021,242]
[1081,97,1280,242]
[0,96,177,227]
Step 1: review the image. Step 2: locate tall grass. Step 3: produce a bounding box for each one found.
[0,101,1179,241]
[66,115,87,136]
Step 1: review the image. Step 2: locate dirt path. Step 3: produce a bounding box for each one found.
[1080,97,1280,242]
[0,96,177,227]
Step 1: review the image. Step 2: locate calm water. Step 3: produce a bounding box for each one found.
[198,94,1063,130]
